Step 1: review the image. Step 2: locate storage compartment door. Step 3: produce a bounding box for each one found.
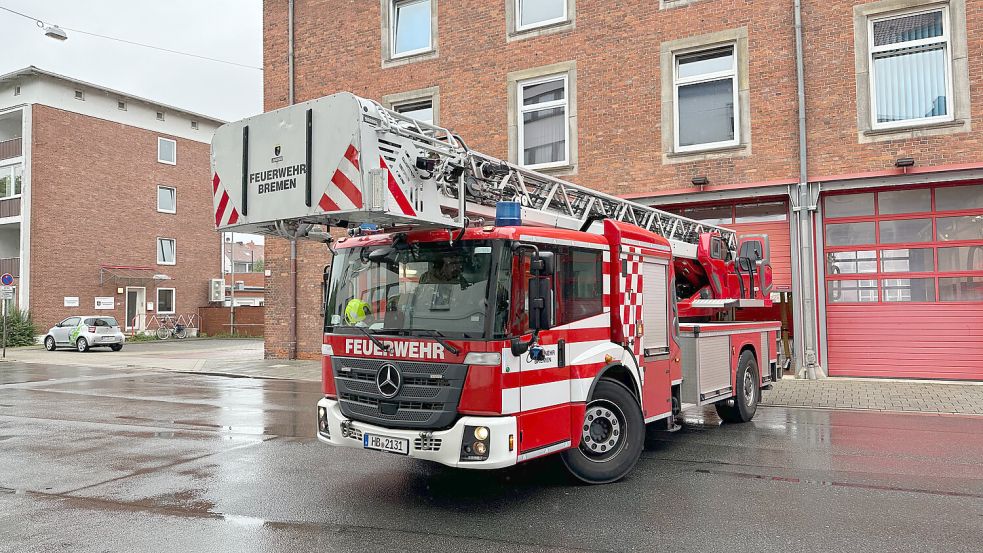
[641,260,669,356]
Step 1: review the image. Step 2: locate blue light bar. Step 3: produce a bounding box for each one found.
[495,201,522,227]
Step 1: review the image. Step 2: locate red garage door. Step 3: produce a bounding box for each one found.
[823,183,983,380]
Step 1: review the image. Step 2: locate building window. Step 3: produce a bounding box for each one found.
[391,0,432,58]
[518,75,569,169]
[516,0,567,32]
[156,111,165,121]
[13,86,20,96]
[673,45,739,152]
[74,90,84,100]
[157,137,176,165]
[156,288,175,314]
[117,100,126,111]
[157,238,176,265]
[191,120,199,130]
[869,7,952,129]
[393,99,434,124]
[0,165,23,199]
[157,185,176,213]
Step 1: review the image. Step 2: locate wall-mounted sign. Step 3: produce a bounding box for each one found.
[147,302,155,312]
[64,297,80,307]
[95,297,115,310]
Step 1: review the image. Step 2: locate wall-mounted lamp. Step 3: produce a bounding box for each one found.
[894,157,915,168]
[691,176,710,186]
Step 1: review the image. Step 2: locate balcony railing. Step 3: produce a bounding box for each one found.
[0,138,22,161]
[0,257,19,278]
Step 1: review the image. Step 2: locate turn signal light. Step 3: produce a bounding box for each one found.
[604,354,614,364]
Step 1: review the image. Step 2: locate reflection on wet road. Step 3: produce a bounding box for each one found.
[1,363,981,552]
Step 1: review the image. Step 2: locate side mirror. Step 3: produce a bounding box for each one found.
[528,276,552,331]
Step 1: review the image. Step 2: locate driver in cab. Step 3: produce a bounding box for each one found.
[419,255,469,288]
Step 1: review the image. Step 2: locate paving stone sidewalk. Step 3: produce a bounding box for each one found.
[762,377,983,415]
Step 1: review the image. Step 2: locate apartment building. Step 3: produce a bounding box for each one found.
[260,0,983,380]
[0,67,223,332]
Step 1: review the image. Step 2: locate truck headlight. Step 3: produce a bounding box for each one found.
[474,426,489,441]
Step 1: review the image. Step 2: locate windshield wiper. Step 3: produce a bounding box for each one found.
[411,329,460,355]
[352,326,391,352]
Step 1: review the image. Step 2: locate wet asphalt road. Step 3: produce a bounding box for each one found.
[1,363,981,553]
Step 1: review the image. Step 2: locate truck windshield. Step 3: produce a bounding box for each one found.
[324,240,508,339]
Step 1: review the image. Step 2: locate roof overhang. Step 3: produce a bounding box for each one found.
[99,265,172,285]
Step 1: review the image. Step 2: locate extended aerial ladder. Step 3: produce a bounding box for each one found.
[211,92,770,307]
[211,92,737,261]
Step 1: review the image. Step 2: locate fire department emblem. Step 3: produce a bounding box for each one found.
[376,363,401,398]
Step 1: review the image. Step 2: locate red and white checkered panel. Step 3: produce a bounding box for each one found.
[620,248,644,357]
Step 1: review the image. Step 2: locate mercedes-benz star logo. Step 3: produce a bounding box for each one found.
[376,363,401,398]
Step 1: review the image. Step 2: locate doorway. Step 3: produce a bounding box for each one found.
[125,287,146,330]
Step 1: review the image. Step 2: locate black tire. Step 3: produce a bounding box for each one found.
[715,351,759,423]
[561,379,645,484]
[44,336,56,351]
[174,327,188,339]
[76,337,89,353]
[110,344,123,352]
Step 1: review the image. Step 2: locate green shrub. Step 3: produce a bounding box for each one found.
[2,309,38,347]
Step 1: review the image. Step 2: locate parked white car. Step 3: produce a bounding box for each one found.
[44,316,125,352]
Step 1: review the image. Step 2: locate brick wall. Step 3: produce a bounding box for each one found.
[30,105,221,331]
[199,305,265,337]
[262,0,983,358]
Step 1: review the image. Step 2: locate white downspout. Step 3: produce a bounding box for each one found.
[288,0,299,359]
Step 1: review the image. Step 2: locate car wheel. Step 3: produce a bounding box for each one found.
[714,350,759,423]
[560,379,645,484]
[44,336,56,351]
[110,344,123,352]
[76,337,89,353]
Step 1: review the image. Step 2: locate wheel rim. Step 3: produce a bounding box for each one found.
[579,400,627,462]
[743,368,755,406]
[77,339,85,351]
[45,337,53,349]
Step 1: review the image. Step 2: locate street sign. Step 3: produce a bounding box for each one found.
[0,286,13,300]
[0,273,12,286]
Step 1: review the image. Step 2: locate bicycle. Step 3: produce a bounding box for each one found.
[155,315,188,340]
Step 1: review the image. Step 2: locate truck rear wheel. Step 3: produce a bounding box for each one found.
[561,379,644,484]
[714,350,759,423]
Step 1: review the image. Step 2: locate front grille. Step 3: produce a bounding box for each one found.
[333,357,468,430]
[414,437,442,451]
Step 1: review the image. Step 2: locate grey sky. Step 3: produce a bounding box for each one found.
[0,0,263,122]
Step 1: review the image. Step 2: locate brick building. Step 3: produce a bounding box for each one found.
[261,0,983,380]
[0,67,223,333]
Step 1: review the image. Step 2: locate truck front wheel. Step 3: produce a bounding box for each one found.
[714,350,759,423]
[561,379,645,484]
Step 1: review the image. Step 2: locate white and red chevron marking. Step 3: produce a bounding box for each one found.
[319,143,362,212]
[212,173,240,227]
[379,156,416,217]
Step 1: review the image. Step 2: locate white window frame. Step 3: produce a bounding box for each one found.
[868,5,954,131]
[515,0,568,32]
[517,74,570,170]
[0,163,23,200]
[157,238,176,266]
[390,0,433,59]
[156,288,176,314]
[673,44,741,153]
[157,137,176,165]
[157,185,176,214]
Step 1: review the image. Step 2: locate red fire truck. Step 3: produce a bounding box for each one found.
[211,92,780,483]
